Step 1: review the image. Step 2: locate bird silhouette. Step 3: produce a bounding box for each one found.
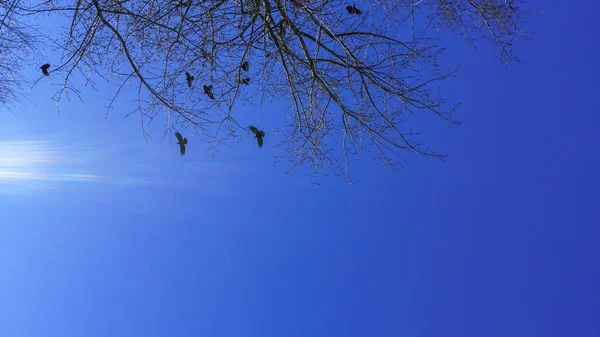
[185,72,194,87]
[40,64,50,76]
[240,61,249,71]
[201,48,209,59]
[249,125,265,148]
[203,84,215,99]
[238,77,250,85]
[175,0,191,8]
[175,131,188,155]
[345,4,362,15]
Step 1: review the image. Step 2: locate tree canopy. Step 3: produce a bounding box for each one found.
[1,0,526,180]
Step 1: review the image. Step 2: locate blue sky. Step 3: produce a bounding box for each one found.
[1,1,599,337]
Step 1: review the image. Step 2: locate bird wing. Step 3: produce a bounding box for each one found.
[204,85,214,97]
[179,143,186,155]
[185,72,191,79]
[249,125,258,134]
[257,136,263,148]
[175,132,183,142]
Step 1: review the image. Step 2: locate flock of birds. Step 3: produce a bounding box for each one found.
[39,61,265,157]
[177,60,265,155]
[37,3,363,156]
[174,126,264,156]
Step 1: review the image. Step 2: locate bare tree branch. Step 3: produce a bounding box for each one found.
[5,0,527,181]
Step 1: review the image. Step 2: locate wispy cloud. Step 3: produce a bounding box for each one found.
[0,140,101,185]
[0,140,162,194]
[0,171,102,183]
[0,138,241,195]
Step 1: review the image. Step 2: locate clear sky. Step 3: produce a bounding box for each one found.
[1,2,599,337]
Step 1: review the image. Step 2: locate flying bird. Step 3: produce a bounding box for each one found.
[345,4,362,15]
[203,84,215,99]
[175,0,191,8]
[240,61,249,71]
[40,63,50,76]
[290,0,305,7]
[185,72,194,87]
[238,77,250,85]
[249,125,265,148]
[175,131,188,155]
[201,48,209,59]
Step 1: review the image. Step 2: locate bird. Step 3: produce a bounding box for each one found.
[200,48,209,59]
[240,61,249,71]
[203,84,215,99]
[175,131,188,155]
[238,77,250,85]
[345,4,362,15]
[175,0,191,8]
[40,63,50,76]
[185,72,194,87]
[290,0,305,7]
[249,125,265,148]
